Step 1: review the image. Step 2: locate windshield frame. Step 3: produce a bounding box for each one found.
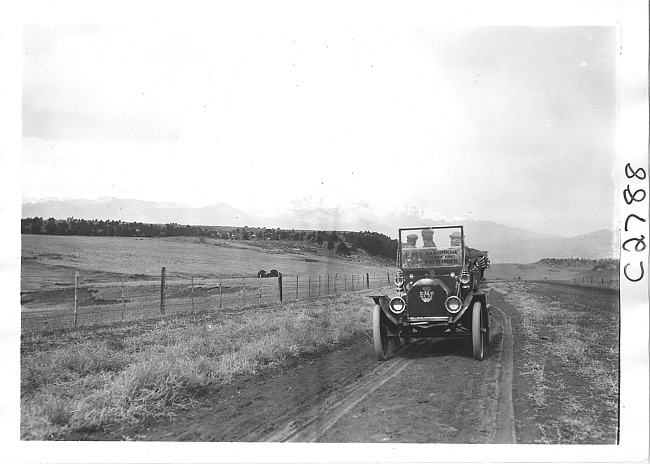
[397,225,465,270]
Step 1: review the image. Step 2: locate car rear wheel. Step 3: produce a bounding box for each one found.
[373,304,390,361]
[472,301,484,361]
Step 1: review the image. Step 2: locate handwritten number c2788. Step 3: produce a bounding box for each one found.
[623,164,647,283]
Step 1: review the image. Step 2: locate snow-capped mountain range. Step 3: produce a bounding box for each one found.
[21,197,618,263]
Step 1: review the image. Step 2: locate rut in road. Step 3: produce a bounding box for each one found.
[264,343,430,442]
[238,342,428,442]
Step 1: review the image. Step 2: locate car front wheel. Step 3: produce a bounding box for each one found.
[472,301,484,361]
[373,304,390,361]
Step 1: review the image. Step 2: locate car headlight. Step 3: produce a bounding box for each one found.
[389,296,406,314]
[394,274,404,287]
[460,273,470,284]
[445,296,462,314]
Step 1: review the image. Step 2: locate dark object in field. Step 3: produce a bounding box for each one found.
[258,269,279,278]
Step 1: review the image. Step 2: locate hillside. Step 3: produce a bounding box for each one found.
[22,197,618,263]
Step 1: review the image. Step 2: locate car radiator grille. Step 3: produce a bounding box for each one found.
[407,285,448,318]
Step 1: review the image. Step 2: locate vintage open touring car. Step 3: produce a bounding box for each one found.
[371,225,491,361]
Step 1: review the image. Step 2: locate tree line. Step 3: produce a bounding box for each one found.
[540,257,619,271]
[21,217,398,261]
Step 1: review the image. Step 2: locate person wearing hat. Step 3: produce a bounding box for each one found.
[450,231,462,247]
[451,230,487,260]
[404,234,418,248]
[451,231,489,278]
[421,229,436,247]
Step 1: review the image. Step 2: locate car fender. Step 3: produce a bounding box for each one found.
[470,290,491,328]
[452,290,490,324]
[369,295,399,326]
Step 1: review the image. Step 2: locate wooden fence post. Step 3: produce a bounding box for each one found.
[308,275,311,300]
[366,273,370,289]
[278,273,283,302]
[191,276,194,314]
[160,267,166,315]
[318,275,321,297]
[73,271,79,328]
[219,278,223,310]
[387,272,390,284]
[259,275,262,301]
[121,275,126,320]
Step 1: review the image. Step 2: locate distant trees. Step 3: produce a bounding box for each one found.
[350,231,397,261]
[540,257,619,271]
[336,241,351,256]
[21,217,398,261]
[29,217,44,234]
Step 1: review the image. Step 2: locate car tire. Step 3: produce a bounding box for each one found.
[472,301,484,361]
[373,304,390,361]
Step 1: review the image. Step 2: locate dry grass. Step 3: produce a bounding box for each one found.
[21,289,382,440]
[491,282,619,444]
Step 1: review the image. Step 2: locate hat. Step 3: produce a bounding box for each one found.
[405,234,418,247]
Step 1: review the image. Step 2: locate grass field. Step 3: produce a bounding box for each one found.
[21,235,393,286]
[489,261,617,284]
[21,235,396,332]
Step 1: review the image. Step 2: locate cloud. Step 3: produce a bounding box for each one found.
[21,24,618,236]
[23,25,197,143]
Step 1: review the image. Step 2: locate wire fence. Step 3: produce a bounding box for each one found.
[21,269,396,333]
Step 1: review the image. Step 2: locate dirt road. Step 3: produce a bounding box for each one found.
[109,304,515,443]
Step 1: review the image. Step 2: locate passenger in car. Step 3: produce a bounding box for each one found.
[450,231,462,247]
[451,231,489,278]
[404,234,418,248]
[421,229,436,248]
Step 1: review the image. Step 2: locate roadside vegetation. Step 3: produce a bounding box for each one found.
[21,290,382,440]
[490,282,619,444]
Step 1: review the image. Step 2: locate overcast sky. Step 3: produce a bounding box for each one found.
[22,10,618,237]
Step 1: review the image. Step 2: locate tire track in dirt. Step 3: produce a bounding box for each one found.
[262,342,430,442]
[491,304,517,443]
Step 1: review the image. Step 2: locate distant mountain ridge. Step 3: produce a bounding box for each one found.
[22,197,618,263]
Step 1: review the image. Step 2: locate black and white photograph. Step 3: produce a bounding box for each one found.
[1,0,648,462]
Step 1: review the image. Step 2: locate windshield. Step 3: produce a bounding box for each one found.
[398,226,464,269]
